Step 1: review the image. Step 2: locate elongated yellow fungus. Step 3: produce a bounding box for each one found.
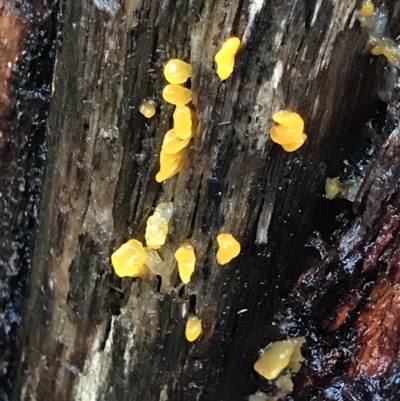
[215,37,241,80]
[111,239,147,277]
[164,59,192,84]
[175,243,196,284]
[254,341,295,380]
[361,0,374,17]
[162,129,191,154]
[173,105,193,139]
[270,111,307,152]
[216,233,241,265]
[156,149,185,182]
[145,202,173,249]
[185,315,202,342]
[162,84,192,105]
[139,100,156,118]
[371,41,400,65]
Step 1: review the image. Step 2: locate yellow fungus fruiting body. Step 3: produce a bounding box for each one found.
[325,178,341,200]
[371,42,400,65]
[361,1,374,17]
[185,316,202,342]
[215,37,241,80]
[155,149,185,182]
[272,111,304,127]
[139,100,156,118]
[111,239,147,278]
[162,84,192,105]
[287,337,306,373]
[162,129,191,154]
[175,243,196,284]
[254,341,295,380]
[145,202,174,249]
[275,374,294,392]
[164,59,192,84]
[281,133,307,152]
[270,111,306,151]
[216,233,241,265]
[173,105,193,139]
[269,125,304,145]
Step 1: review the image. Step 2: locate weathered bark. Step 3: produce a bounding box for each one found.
[285,85,400,400]
[1,0,399,400]
[0,1,58,398]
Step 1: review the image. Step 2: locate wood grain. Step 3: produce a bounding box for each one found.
[12,0,396,400]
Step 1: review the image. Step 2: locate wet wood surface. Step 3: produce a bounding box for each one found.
[1,0,399,400]
[286,91,400,399]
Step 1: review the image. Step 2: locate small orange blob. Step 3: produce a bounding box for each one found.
[173,105,192,139]
[270,111,307,152]
[139,100,156,118]
[164,59,192,84]
[215,37,241,80]
[155,149,184,182]
[270,125,304,145]
[281,133,307,152]
[162,129,190,154]
[111,239,147,277]
[216,233,241,265]
[162,84,192,105]
[185,315,202,342]
[361,0,374,17]
[175,243,196,284]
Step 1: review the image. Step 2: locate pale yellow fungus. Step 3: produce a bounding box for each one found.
[144,248,167,275]
[173,105,193,139]
[185,315,202,342]
[175,243,196,284]
[361,0,374,18]
[145,202,173,249]
[164,59,192,84]
[287,337,306,372]
[248,392,276,401]
[275,374,294,392]
[215,37,241,80]
[162,84,192,105]
[254,340,295,380]
[254,337,305,381]
[281,133,307,152]
[325,178,341,200]
[162,129,190,154]
[111,239,147,278]
[155,149,184,182]
[139,100,156,118]
[216,233,241,265]
[371,41,400,65]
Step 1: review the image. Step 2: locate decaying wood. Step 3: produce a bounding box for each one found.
[0,1,57,398]
[285,85,400,399]
[2,0,399,400]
